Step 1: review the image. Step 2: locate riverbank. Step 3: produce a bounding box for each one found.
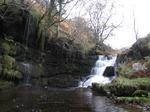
[92,77,150,112]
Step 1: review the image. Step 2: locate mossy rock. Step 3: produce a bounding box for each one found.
[92,82,137,97]
[132,90,148,97]
[108,84,136,96]
[31,64,43,78]
[115,96,150,104]
[18,63,43,79]
[92,83,111,95]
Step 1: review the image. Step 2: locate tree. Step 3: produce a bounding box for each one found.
[86,0,122,44]
[35,0,78,51]
[71,17,90,39]
[0,0,78,51]
[132,8,139,46]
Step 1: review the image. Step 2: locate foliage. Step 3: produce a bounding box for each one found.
[3,69,23,80]
[0,80,14,89]
[4,34,14,42]
[118,62,134,78]
[0,40,10,55]
[0,54,23,80]
[3,55,15,69]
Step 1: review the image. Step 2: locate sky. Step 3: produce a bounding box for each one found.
[67,0,150,49]
[107,0,150,49]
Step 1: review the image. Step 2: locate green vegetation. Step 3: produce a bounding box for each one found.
[115,95,150,104]
[132,90,148,97]
[0,80,14,90]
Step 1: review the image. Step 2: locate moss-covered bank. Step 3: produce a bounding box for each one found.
[92,77,150,111]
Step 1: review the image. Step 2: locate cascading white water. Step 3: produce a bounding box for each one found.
[21,63,32,86]
[79,55,117,87]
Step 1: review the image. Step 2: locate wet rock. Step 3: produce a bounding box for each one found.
[103,66,115,77]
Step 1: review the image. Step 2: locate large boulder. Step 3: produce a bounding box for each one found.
[132,63,147,71]
[103,66,115,77]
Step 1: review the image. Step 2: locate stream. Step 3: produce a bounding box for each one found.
[0,87,142,112]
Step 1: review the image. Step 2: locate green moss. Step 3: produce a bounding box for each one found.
[9,42,21,55]
[3,55,15,69]
[31,64,43,78]
[132,90,148,97]
[113,77,150,91]
[3,69,23,80]
[0,81,14,90]
[92,78,150,97]
[0,41,10,55]
[92,83,112,95]
[115,96,150,104]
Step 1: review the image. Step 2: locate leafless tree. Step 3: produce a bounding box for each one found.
[132,8,139,46]
[71,17,90,39]
[86,0,122,44]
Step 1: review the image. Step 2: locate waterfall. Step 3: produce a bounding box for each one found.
[79,55,117,87]
[21,12,35,85]
[23,13,31,47]
[21,63,32,86]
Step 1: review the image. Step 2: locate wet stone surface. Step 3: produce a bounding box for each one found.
[0,87,143,112]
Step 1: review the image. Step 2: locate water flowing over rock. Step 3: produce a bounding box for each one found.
[21,63,32,86]
[79,55,117,87]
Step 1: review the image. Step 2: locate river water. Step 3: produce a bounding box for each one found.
[0,87,142,112]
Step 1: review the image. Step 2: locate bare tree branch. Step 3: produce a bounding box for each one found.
[132,7,139,46]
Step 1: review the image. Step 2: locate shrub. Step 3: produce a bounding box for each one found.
[118,62,134,78]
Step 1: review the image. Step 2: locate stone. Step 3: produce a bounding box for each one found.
[103,66,115,77]
[132,63,147,71]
